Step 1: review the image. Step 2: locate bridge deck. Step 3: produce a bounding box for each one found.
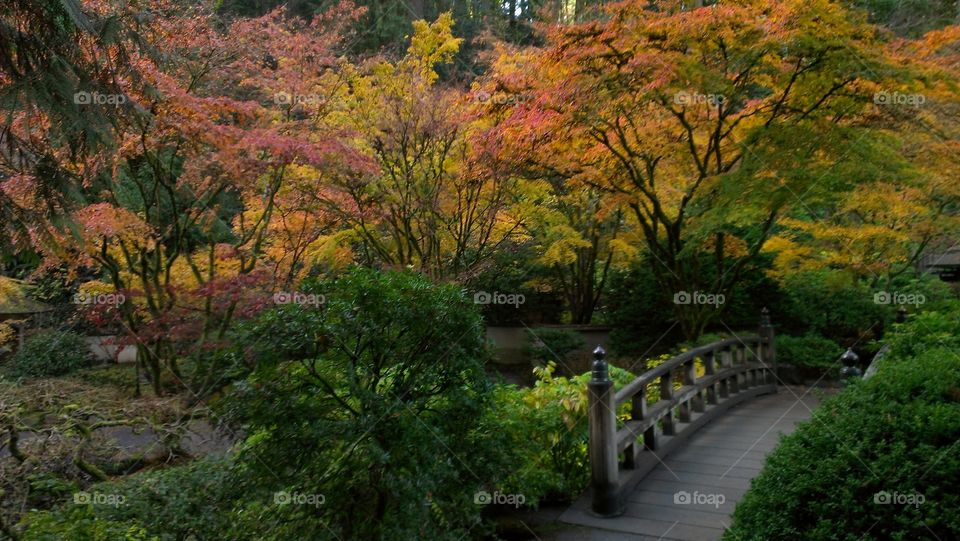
[556,387,823,541]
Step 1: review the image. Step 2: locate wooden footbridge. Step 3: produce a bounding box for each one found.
[557,310,821,540]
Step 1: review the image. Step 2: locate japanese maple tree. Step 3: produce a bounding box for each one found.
[481,0,946,337]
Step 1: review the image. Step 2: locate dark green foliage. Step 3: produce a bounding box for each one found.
[20,456,237,541]
[222,267,501,540]
[884,303,960,359]
[8,329,90,377]
[19,508,155,541]
[487,363,635,505]
[725,339,960,540]
[523,327,586,366]
[778,270,889,344]
[605,259,782,356]
[605,263,683,357]
[92,455,238,540]
[847,0,959,37]
[777,334,844,373]
[470,246,564,325]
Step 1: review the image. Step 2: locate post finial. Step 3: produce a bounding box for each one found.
[760,307,771,327]
[591,346,608,381]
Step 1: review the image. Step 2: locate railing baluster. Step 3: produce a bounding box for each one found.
[718,346,728,398]
[644,422,658,451]
[631,386,647,420]
[685,358,704,414]
[678,360,692,422]
[660,370,675,435]
[730,345,741,394]
[678,399,691,423]
[741,346,752,389]
[624,386,648,469]
[704,351,718,405]
[759,308,777,387]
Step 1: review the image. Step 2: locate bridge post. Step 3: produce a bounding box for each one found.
[759,308,777,388]
[588,346,621,516]
[660,370,676,434]
[704,351,718,405]
[729,345,741,394]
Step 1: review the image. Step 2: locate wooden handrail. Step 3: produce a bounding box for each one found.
[613,337,760,406]
[586,309,778,517]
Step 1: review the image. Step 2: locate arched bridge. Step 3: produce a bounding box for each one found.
[558,310,823,540]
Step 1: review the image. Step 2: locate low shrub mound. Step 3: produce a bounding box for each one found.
[776,333,843,375]
[8,329,90,378]
[20,455,237,541]
[488,361,634,505]
[725,343,960,540]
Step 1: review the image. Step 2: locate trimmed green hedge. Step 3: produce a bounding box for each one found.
[19,456,237,541]
[776,334,844,373]
[8,329,90,378]
[725,344,960,540]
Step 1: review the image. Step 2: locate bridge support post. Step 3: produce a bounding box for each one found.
[729,346,741,394]
[704,352,718,405]
[759,308,777,389]
[588,346,621,516]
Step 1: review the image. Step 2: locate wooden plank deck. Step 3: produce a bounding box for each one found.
[556,388,823,541]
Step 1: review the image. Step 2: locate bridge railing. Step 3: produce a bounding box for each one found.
[587,309,778,516]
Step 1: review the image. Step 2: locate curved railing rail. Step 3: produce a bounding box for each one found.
[587,309,778,516]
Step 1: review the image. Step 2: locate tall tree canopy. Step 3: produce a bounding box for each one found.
[479,0,960,337]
